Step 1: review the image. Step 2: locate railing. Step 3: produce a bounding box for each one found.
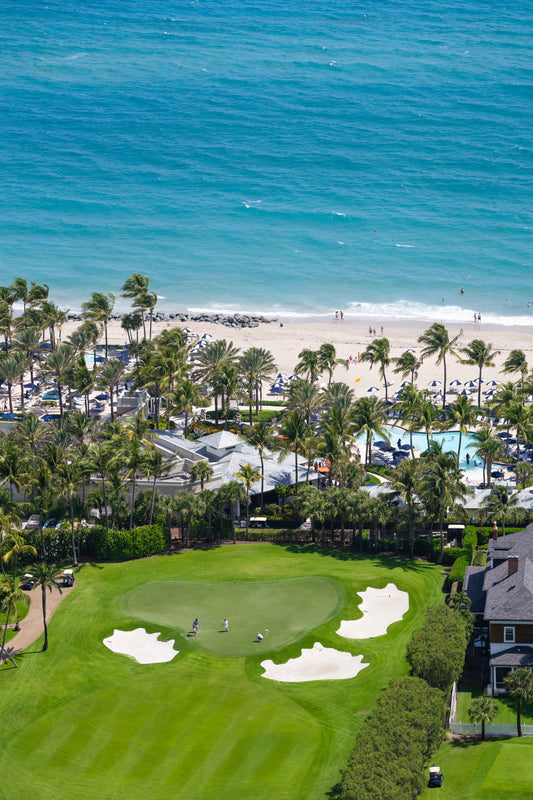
[450,722,533,736]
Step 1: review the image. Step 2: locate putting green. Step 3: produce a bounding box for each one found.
[123,576,344,656]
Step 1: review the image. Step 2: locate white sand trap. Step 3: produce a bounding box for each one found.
[260,642,369,682]
[103,628,179,664]
[337,582,409,639]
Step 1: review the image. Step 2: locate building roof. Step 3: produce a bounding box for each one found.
[463,566,486,614]
[489,646,533,668]
[197,431,243,451]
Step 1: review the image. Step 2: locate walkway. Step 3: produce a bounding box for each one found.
[0,582,74,665]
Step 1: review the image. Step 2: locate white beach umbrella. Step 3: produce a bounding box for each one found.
[450,379,462,386]
[465,380,477,388]
[486,379,499,387]
[367,386,380,393]
[385,380,394,387]
[400,381,410,387]
[407,349,416,354]
[428,379,441,387]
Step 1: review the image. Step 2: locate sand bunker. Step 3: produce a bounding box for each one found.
[337,583,409,639]
[103,628,179,664]
[260,642,369,682]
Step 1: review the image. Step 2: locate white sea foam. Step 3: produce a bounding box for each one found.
[395,244,414,248]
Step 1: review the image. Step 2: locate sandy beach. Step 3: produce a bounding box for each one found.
[62,314,533,400]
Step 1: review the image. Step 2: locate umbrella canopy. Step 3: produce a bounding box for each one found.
[1,412,17,420]
[464,380,477,388]
[428,379,441,387]
[400,381,410,387]
[367,386,380,393]
[486,379,499,387]
[449,379,462,386]
[407,348,416,354]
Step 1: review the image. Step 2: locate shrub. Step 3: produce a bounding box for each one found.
[441,546,462,566]
[84,524,167,561]
[406,605,467,691]
[448,555,470,585]
[341,676,444,800]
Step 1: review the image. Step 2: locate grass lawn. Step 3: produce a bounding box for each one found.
[0,544,444,800]
[457,683,533,726]
[419,738,533,800]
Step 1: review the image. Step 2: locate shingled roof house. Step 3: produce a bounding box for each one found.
[464,523,533,695]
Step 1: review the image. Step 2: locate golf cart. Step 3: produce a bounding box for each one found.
[428,766,443,788]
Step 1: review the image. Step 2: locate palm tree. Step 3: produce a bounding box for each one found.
[31,563,63,652]
[470,425,502,487]
[189,460,214,491]
[360,338,391,400]
[234,463,263,535]
[320,382,356,449]
[447,394,480,464]
[56,462,82,565]
[218,480,247,544]
[393,350,420,386]
[460,339,500,408]
[121,273,151,338]
[42,344,75,416]
[13,413,49,456]
[504,667,533,736]
[195,339,240,424]
[352,396,389,466]
[468,696,498,740]
[0,576,23,666]
[2,531,37,582]
[286,379,322,425]
[10,277,30,312]
[81,292,115,359]
[394,384,424,457]
[13,326,41,384]
[0,352,26,414]
[134,290,158,340]
[143,448,174,525]
[171,378,203,437]
[121,312,143,344]
[418,448,470,559]
[483,485,519,537]
[503,349,528,391]
[317,343,347,386]
[245,423,275,509]
[295,348,320,383]
[418,323,461,407]
[237,347,277,422]
[388,458,420,557]
[97,359,125,422]
[276,410,309,493]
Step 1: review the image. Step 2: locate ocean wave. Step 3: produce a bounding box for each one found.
[345,301,533,327]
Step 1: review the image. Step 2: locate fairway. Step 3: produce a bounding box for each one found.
[0,544,444,800]
[123,576,343,655]
[420,738,533,800]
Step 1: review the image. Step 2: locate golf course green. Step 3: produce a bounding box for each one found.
[0,544,444,800]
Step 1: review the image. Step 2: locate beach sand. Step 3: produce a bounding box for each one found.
[62,315,533,400]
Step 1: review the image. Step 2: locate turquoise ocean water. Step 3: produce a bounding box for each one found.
[1,0,532,322]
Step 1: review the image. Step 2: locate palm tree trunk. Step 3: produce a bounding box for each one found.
[42,586,48,651]
[58,381,63,416]
[294,451,299,493]
[130,473,137,530]
[260,453,265,509]
[245,488,250,537]
[457,430,463,465]
[101,475,109,535]
[149,474,157,526]
[109,386,115,422]
[104,321,109,360]
[70,498,77,566]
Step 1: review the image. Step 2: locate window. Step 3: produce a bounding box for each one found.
[504,626,515,643]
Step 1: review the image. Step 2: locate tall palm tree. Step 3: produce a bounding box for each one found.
[234,463,262,535]
[56,461,82,565]
[418,448,470,559]
[0,576,23,666]
[133,290,158,340]
[394,384,424,457]
[503,349,528,391]
[0,352,26,414]
[387,458,420,557]
[81,292,115,359]
[31,563,63,652]
[195,339,240,425]
[13,326,41,384]
[320,382,356,449]
[276,410,309,493]
[218,480,247,544]
[189,460,214,491]
[171,378,203,437]
[447,394,480,464]
[418,323,461,407]
[460,339,500,408]
[238,347,277,422]
[504,668,533,736]
[121,312,143,344]
[286,380,322,425]
[393,350,420,386]
[143,448,174,525]
[13,413,49,456]
[42,344,75,416]
[360,338,391,400]
[483,485,519,537]
[295,348,320,383]
[317,343,347,386]
[2,531,37,581]
[121,274,151,338]
[97,359,125,422]
[468,696,498,740]
[352,396,389,466]
[245,423,275,509]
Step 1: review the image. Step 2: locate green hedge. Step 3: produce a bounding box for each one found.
[448,555,470,584]
[341,677,444,800]
[84,524,167,561]
[406,605,467,692]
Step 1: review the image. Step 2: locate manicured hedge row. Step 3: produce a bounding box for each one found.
[341,677,444,800]
[84,524,167,561]
[406,605,468,692]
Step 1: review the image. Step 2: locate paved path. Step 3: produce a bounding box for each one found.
[0,582,74,665]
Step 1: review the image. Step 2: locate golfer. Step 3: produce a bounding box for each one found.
[223,618,229,632]
[193,618,199,636]
[256,632,263,642]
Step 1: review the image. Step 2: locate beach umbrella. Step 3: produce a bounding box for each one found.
[1,412,17,420]
[385,380,394,387]
[464,380,477,388]
[367,386,380,393]
[486,379,499,387]
[449,379,462,386]
[407,349,416,354]
[400,381,410,387]
[428,379,441,387]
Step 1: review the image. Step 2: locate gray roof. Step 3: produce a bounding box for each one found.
[463,566,486,614]
[489,646,533,668]
[483,526,533,622]
[198,431,243,450]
